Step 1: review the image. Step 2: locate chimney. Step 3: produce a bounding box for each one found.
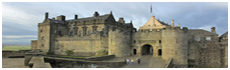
[45,12,49,19]
[110,11,113,14]
[211,27,216,33]
[178,24,180,27]
[57,15,65,21]
[171,20,174,27]
[94,11,99,17]
[75,15,78,20]
[118,17,125,24]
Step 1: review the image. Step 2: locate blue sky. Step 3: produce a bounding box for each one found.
[2,2,228,45]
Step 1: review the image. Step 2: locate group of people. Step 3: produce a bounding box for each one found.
[126,58,141,64]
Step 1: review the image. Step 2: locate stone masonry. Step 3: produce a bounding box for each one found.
[31,11,228,68]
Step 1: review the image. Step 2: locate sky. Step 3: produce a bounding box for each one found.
[2,2,228,45]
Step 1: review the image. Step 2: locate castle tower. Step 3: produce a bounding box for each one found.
[37,12,52,54]
[108,29,131,57]
[162,27,188,67]
[171,20,174,27]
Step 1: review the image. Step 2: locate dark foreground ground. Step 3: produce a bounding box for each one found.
[2,57,29,68]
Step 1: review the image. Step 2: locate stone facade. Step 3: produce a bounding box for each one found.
[31,11,227,68]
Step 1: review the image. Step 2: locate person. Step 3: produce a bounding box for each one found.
[131,58,134,64]
[137,58,141,64]
[126,58,130,64]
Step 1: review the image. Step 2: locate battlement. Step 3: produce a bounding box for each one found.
[162,26,188,32]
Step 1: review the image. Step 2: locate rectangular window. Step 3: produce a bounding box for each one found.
[206,37,211,41]
[159,40,161,43]
[58,31,62,35]
[194,37,200,42]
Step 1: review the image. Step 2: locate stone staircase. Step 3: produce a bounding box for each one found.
[121,55,167,68]
[29,56,52,68]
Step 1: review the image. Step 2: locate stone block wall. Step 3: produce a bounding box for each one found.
[2,50,30,57]
[108,28,132,57]
[162,27,188,67]
[54,32,103,56]
[198,43,223,68]
[31,40,37,50]
[44,57,125,68]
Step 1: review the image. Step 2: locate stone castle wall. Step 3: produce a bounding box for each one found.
[31,40,38,50]
[108,28,132,57]
[37,22,51,54]
[132,30,162,56]
[162,27,188,67]
[55,32,104,56]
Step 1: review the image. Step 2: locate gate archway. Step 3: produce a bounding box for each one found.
[141,44,153,55]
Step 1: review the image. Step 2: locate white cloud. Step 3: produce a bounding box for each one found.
[2,4,42,31]
[2,35,37,38]
[198,25,213,32]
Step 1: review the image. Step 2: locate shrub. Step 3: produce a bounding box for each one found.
[65,50,74,56]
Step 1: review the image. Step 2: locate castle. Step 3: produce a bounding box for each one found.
[31,11,228,68]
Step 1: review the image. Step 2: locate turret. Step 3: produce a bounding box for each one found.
[171,20,174,27]
[118,17,125,24]
[57,15,66,21]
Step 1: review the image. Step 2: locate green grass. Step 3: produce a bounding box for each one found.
[2,46,31,51]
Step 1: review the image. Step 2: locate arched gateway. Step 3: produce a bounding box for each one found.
[141,44,153,55]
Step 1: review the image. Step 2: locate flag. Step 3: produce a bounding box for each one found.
[150,5,152,13]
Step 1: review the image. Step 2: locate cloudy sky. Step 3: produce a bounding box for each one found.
[2,2,228,45]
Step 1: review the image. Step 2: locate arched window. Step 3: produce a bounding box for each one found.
[40,29,43,32]
[41,36,44,40]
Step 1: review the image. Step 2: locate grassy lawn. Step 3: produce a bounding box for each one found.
[2,46,31,51]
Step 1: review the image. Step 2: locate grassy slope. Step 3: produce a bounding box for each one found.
[2,46,31,51]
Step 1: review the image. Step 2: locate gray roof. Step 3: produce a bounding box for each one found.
[188,29,218,36]
[66,14,111,23]
[48,19,65,24]
[220,31,228,38]
[157,19,170,26]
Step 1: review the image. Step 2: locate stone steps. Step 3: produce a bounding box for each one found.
[29,56,52,68]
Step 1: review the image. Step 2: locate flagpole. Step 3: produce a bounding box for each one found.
[150,4,153,31]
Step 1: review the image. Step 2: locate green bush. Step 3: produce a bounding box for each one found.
[65,50,74,56]
[96,49,108,56]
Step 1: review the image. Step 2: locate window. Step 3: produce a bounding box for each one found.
[54,30,56,33]
[92,25,98,32]
[206,37,211,41]
[41,36,44,40]
[75,27,78,34]
[82,26,87,36]
[159,40,161,43]
[158,49,162,56]
[134,40,136,43]
[40,29,43,32]
[194,37,200,42]
[69,31,73,36]
[41,44,44,47]
[58,31,62,35]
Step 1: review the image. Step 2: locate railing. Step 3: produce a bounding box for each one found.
[164,58,173,68]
